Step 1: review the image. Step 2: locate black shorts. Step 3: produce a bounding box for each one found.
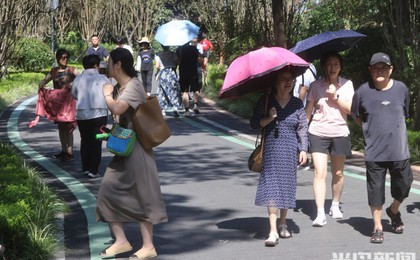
[308,133,351,156]
[366,160,413,206]
[179,74,199,93]
[203,50,210,58]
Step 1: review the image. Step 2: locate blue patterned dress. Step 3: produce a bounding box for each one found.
[156,51,182,110]
[250,94,308,209]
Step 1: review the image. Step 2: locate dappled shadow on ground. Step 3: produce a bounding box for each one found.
[216,216,300,239]
[121,193,239,256]
[294,199,332,221]
[406,202,420,214]
[337,217,392,237]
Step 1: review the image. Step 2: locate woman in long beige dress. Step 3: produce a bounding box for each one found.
[97,48,167,259]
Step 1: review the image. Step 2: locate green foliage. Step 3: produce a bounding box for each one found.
[0,143,68,259]
[0,72,42,111]
[57,31,87,61]
[348,120,365,152]
[12,38,54,72]
[203,63,261,118]
[223,35,256,65]
[408,130,420,164]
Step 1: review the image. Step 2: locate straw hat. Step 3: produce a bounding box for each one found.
[138,36,150,44]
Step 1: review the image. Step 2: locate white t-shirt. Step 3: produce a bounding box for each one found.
[293,63,317,106]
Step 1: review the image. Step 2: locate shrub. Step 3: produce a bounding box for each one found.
[11,38,54,72]
[0,143,67,259]
[408,130,420,164]
[57,31,87,61]
[348,119,365,152]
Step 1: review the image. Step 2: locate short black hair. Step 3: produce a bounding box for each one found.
[83,54,101,69]
[56,48,70,60]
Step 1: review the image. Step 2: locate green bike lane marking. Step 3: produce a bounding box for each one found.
[8,98,420,259]
[8,96,106,260]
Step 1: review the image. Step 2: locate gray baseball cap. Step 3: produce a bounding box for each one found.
[370,52,391,66]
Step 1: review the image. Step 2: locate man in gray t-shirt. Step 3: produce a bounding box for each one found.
[351,52,413,244]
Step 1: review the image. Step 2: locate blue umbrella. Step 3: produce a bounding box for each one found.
[154,20,199,46]
[290,30,366,62]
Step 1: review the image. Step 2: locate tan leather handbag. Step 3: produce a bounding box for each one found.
[132,96,172,150]
[248,95,269,173]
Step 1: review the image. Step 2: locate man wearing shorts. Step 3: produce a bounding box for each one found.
[351,52,413,244]
[176,42,200,117]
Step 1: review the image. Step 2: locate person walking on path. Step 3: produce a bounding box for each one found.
[115,37,134,56]
[351,52,413,244]
[137,36,155,95]
[250,69,308,247]
[38,48,79,161]
[97,48,167,259]
[293,63,317,106]
[199,33,214,73]
[86,34,109,61]
[190,37,205,114]
[155,45,181,117]
[71,54,110,178]
[305,52,354,227]
[176,42,200,117]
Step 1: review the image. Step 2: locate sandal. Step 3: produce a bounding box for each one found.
[386,206,404,234]
[264,232,279,247]
[370,229,384,244]
[278,224,291,238]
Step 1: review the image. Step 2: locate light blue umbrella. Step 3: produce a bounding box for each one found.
[154,20,199,46]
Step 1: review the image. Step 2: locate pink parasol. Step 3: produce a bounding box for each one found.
[218,47,309,99]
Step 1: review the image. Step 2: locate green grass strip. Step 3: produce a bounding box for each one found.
[7,96,107,260]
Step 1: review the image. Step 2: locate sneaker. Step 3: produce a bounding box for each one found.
[329,205,344,219]
[88,172,99,178]
[264,232,279,247]
[61,153,74,162]
[193,108,200,114]
[52,151,66,159]
[83,171,90,176]
[184,110,194,117]
[312,215,327,227]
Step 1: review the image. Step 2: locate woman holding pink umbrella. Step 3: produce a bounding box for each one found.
[250,69,309,246]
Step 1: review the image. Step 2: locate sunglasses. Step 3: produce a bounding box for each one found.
[60,56,69,60]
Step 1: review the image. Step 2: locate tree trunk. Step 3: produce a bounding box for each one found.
[272,0,286,47]
[414,90,420,130]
